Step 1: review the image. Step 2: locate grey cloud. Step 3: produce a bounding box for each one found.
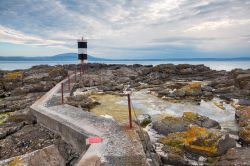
[0,0,250,58]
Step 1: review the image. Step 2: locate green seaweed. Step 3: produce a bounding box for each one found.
[0,112,10,124]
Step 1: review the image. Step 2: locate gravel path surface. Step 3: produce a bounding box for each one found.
[49,104,147,165]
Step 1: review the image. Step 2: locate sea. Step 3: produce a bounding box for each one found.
[0,60,250,71]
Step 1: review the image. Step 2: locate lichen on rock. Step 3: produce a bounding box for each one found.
[236,107,250,145]
[159,125,235,157]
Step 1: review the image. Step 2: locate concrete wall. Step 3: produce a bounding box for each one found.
[31,107,89,154]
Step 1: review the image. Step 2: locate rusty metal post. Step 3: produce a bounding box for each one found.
[68,73,70,91]
[81,63,83,78]
[127,94,132,129]
[61,82,64,104]
[82,63,84,76]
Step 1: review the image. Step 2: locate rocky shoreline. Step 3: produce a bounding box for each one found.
[0,65,78,165]
[0,63,250,165]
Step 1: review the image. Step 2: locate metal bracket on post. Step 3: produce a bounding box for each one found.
[61,82,64,104]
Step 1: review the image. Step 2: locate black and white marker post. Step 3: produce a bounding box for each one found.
[77,37,87,79]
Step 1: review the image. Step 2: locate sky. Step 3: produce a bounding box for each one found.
[0,0,250,59]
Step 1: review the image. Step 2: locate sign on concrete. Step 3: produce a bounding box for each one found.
[86,137,103,144]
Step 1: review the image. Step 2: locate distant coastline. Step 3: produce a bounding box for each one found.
[0,53,250,61]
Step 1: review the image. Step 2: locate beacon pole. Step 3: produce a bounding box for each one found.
[81,60,84,79]
[77,37,87,81]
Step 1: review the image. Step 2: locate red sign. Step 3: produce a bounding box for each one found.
[86,137,103,144]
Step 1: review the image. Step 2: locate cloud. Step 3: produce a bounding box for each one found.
[0,26,71,49]
[0,0,250,58]
[185,19,250,32]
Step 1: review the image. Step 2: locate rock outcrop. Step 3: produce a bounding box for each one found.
[215,147,250,166]
[1,145,66,166]
[236,107,250,145]
[159,126,235,157]
[66,95,100,111]
[152,112,221,135]
[136,114,152,127]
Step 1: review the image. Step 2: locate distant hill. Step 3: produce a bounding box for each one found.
[0,53,109,61]
[0,53,250,61]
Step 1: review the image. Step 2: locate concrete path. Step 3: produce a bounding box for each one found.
[31,74,149,166]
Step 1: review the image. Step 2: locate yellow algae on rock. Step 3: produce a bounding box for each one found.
[182,112,199,121]
[7,156,23,166]
[177,82,202,97]
[159,126,232,157]
[0,112,10,124]
[189,82,202,89]
[182,82,201,91]
[159,126,208,147]
[239,126,250,144]
[213,102,226,110]
[5,71,22,80]
[238,107,250,144]
[89,94,142,123]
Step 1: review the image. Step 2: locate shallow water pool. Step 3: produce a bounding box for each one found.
[90,90,238,132]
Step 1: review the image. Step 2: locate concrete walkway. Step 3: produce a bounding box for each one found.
[31,75,148,166]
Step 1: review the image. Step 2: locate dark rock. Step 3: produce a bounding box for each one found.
[201,85,213,92]
[136,114,152,127]
[153,112,221,136]
[161,153,188,166]
[237,98,250,106]
[214,86,235,94]
[237,107,250,145]
[116,77,130,83]
[152,116,189,135]
[160,126,236,157]
[180,68,193,75]
[235,74,250,89]
[0,123,25,139]
[137,130,162,166]
[182,112,221,129]
[6,114,36,125]
[173,90,186,97]
[0,124,57,160]
[55,139,79,165]
[157,90,171,96]
[66,95,100,110]
[203,91,213,97]
[215,147,250,166]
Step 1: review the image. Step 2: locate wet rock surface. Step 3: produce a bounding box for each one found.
[236,107,250,145]
[136,114,152,127]
[152,112,221,135]
[0,65,78,165]
[159,126,235,164]
[182,112,221,129]
[66,94,100,111]
[1,63,250,165]
[215,147,250,165]
[152,116,189,135]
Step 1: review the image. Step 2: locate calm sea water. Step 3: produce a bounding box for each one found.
[0,60,249,71]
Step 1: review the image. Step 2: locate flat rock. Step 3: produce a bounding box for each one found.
[215,147,250,166]
[0,145,65,166]
[159,126,236,157]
